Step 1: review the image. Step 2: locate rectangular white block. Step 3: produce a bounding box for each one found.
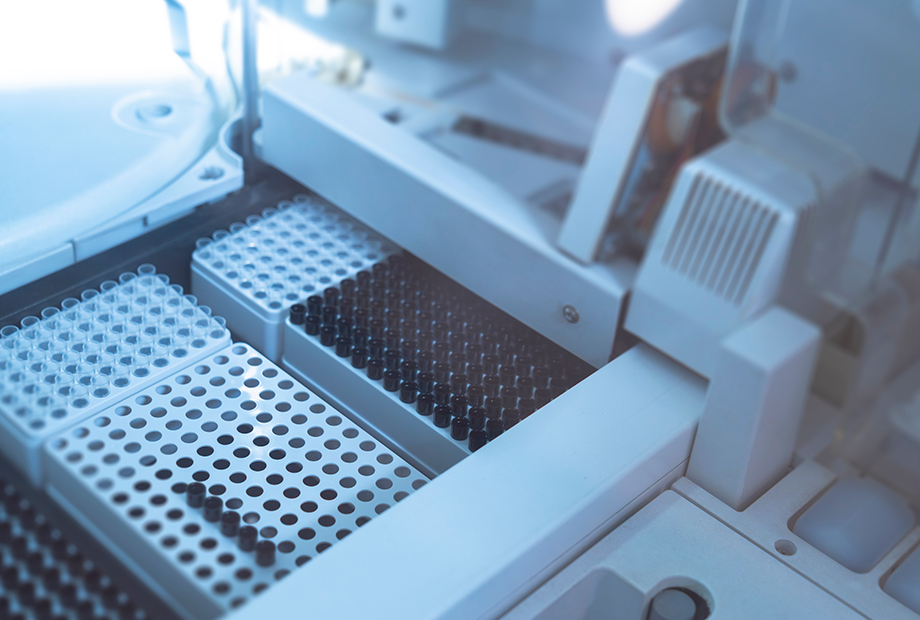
[687,307,821,510]
[375,0,461,50]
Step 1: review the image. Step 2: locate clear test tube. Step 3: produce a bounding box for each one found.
[24,349,47,374]
[39,360,62,387]
[119,271,137,285]
[59,350,81,376]
[136,333,155,358]
[196,246,214,262]
[40,305,60,325]
[54,372,76,397]
[110,364,131,389]
[96,352,116,377]
[75,362,95,388]
[102,328,126,355]
[11,336,34,362]
[0,324,19,339]
[60,297,80,311]
[131,352,151,378]
[44,338,67,363]
[82,340,103,365]
[136,273,157,290]
[117,316,138,342]
[127,293,150,318]
[90,374,110,399]
[110,344,133,368]
[137,264,157,277]
[20,316,41,341]
[151,274,171,298]
[80,289,99,314]
[191,314,211,339]
[150,343,170,369]
[209,316,227,341]
[67,328,88,354]
[54,320,76,348]
[99,279,118,300]
[69,384,91,409]
[169,331,190,358]
[143,309,166,336]
[176,309,196,335]
[245,214,262,227]
[93,309,113,330]
[1,326,20,353]
[31,325,55,353]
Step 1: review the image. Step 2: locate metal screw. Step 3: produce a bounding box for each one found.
[562,305,579,324]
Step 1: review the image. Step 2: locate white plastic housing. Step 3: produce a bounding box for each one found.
[375,0,462,50]
[627,138,819,377]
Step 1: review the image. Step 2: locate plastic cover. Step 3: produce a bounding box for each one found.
[720,0,920,304]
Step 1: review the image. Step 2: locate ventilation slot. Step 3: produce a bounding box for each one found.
[662,174,778,306]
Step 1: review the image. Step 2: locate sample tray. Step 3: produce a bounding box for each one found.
[0,475,149,620]
[191,195,397,361]
[42,343,428,620]
[282,255,592,476]
[0,266,230,484]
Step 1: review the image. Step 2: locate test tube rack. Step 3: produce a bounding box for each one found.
[42,343,428,620]
[191,195,397,361]
[0,266,231,484]
[282,255,592,476]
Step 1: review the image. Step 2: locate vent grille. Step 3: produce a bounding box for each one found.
[662,174,778,305]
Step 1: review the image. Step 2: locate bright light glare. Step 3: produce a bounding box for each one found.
[0,0,187,90]
[605,0,686,36]
[304,0,331,18]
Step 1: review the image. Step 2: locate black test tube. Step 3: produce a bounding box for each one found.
[289,304,306,325]
[238,526,257,551]
[186,482,206,508]
[221,511,240,537]
[204,496,223,522]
